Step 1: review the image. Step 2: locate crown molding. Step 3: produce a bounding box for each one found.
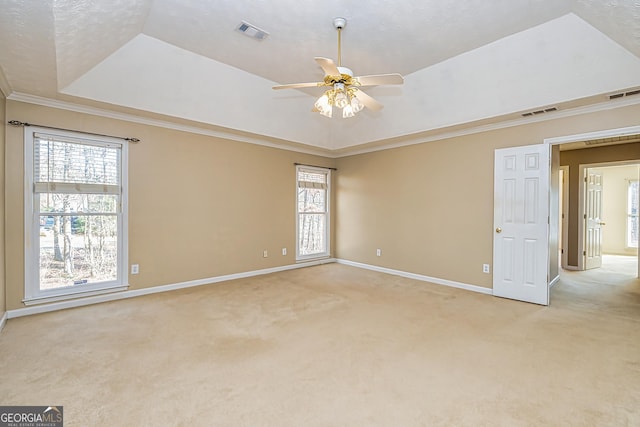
[7,91,640,159]
[6,92,333,157]
[332,95,640,157]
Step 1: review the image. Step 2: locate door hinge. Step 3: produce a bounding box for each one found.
[584,214,587,219]
[583,251,587,256]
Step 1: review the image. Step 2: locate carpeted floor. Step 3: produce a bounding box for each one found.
[1,257,639,426]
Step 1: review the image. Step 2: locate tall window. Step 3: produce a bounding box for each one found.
[296,166,330,260]
[25,128,128,303]
[628,180,639,248]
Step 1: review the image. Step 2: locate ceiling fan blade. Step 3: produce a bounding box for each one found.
[354,73,404,87]
[315,57,340,76]
[353,89,383,112]
[272,82,323,90]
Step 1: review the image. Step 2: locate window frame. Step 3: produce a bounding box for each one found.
[24,126,129,305]
[296,165,331,261]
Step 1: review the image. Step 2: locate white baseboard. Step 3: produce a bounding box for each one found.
[549,275,560,288]
[5,257,489,320]
[7,258,336,319]
[563,265,580,271]
[336,259,493,295]
[0,311,7,331]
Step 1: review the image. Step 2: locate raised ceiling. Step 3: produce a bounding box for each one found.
[1,0,639,154]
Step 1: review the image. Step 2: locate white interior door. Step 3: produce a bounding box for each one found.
[493,144,550,305]
[584,169,603,270]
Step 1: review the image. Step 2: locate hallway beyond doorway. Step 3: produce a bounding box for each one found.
[553,255,639,312]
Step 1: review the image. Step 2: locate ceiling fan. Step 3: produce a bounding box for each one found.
[272,17,404,118]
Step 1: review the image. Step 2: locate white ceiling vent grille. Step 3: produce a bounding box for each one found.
[236,21,269,40]
[584,134,640,146]
[609,88,640,100]
[521,106,557,117]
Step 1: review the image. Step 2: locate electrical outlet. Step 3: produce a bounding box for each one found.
[282,248,287,256]
[376,249,382,257]
[482,264,490,274]
[263,250,268,258]
[131,264,139,275]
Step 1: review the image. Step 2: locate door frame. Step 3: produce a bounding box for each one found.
[559,165,569,270]
[544,124,640,279]
[578,164,640,275]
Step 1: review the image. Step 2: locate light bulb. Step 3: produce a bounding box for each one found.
[314,93,330,111]
[314,93,333,118]
[343,104,355,118]
[319,106,333,118]
[350,95,364,113]
[334,91,348,109]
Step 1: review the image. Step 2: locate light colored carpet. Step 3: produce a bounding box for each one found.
[1,259,639,426]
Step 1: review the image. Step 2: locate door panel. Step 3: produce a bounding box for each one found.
[493,144,550,305]
[585,169,603,270]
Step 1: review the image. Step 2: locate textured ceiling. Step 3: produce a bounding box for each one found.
[1,0,639,153]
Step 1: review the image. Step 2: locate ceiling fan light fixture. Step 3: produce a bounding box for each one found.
[319,106,333,118]
[334,91,349,109]
[273,17,403,119]
[350,93,364,114]
[342,104,355,118]
[315,92,333,117]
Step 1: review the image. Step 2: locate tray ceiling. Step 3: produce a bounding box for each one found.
[1,0,639,153]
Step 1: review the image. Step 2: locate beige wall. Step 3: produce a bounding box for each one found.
[336,104,640,289]
[601,164,640,256]
[5,100,336,310]
[0,90,5,318]
[560,142,640,266]
[4,99,640,311]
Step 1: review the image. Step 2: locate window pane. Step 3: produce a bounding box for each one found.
[298,170,327,184]
[629,181,638,216]
[298,188,326,213]
[629,181,639,248]
[39,214,118,290]
[298,214,326,255]
[35,136,120,185]
[40,193,119,214]
[629,216,638,248]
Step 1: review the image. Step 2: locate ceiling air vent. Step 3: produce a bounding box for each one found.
[584,134,640,146]
[521,107,557,117]
[609,88,640,100]
[236,21,269,40]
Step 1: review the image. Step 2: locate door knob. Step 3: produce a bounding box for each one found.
[496,227,502,233]
[599,222,606,226]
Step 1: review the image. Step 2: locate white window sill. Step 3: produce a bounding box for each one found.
[23,285,129,306]
[296,254,332,263]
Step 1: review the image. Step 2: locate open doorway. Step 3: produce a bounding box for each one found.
[548,126,640,300]
[558,164,638,288]
[558,159,639,277]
